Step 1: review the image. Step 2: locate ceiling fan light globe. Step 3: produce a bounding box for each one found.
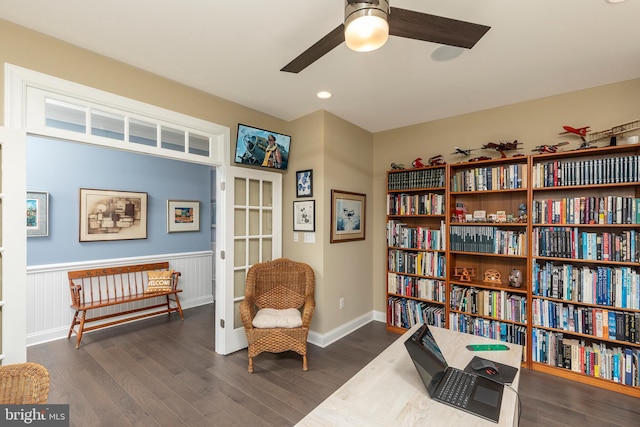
[344,1,389,52]
[345,15,389,52]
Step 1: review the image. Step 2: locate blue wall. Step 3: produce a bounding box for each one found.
[27,135,212,265]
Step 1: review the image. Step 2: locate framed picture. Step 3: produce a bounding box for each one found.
[167,200,200,233]
[330,189,366,243]
[293,200,315,232]
[296,169,313,198]
[27,191,49,237]
[79,188,147,242]
[234,123,291,171]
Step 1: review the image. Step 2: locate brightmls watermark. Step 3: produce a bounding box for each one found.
[0,405,69,426]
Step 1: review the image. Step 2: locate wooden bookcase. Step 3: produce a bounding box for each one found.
[446,156,530,359]
[384,146,640,397]
[530,145,640,397]
[386,166,447,334]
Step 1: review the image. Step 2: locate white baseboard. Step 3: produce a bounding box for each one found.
[308,310,387,348]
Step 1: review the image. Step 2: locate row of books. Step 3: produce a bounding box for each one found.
[387,297,445,329]
[532,196,640,225]
[532,299,640,344]
[450,163,527,192]
[449,225,527,255]
[532,261,640,309]
[387,273,446,301]
[449,286,527,324]
[388,168,445,190]
[449,313,528,348]
[386,219,446,250]
[388,250,446,278]
[533,227,639,262]
[532,329,639,387]
[386,193,445,216]
[532,155,640,188]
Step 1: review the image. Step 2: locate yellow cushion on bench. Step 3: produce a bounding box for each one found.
[145,270,174,293]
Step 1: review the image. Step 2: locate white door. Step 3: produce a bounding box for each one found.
[0,126,27,364]
[215,165,282,355]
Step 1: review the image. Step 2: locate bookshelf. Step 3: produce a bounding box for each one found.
[530,145,640,397]
[384,148,640,395]
[386,166,447,333]
[447,156,530,357]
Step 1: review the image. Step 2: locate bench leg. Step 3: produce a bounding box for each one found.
[68,310,80,339]
[75,310,87,349]
[168,294,184,320]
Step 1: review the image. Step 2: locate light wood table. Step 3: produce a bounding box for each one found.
[296,324,523,427]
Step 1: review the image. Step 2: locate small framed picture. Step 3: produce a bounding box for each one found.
[293,200,315,232]
[167,200,200,233]
[27,191,49,237]
[330,189,366,243]
[296,169,313,198]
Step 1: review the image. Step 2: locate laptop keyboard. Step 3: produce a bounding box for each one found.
[437,369,477,408]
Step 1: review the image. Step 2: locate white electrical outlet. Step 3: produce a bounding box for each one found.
[339,297,345,309]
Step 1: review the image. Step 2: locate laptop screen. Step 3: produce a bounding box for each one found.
[404,324,448,396]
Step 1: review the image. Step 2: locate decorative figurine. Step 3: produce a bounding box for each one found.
[453,267,476,282]
[412,157,426,168]
[483,269,502,284]
[428,155,446,166]
[518,203,527,218]
[390,162,405,170]
[508,268,523,288]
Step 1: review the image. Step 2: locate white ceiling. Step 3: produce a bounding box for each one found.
[1,0,639,133]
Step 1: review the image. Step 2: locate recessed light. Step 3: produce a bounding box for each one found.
[606,0,627,3]
[317,91,332,99]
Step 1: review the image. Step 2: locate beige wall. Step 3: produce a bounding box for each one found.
[372,78,640,313]
[284,111,375,334]
[322,112,374,332]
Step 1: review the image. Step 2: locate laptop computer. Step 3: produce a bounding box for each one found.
[404,324,504,423]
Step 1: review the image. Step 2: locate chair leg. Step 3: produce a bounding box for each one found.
[303,354,308,371]
[248,357,254,373]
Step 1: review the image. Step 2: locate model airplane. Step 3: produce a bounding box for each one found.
[560,126,590,142]
[412,158,427,168]
[428,155,446,166]
[450,147,477,157]
[482,140,522,158]
[532,141,569,154]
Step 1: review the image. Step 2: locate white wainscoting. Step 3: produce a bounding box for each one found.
[26,251,214,346]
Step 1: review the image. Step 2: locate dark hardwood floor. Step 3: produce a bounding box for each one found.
[28,305,638,426]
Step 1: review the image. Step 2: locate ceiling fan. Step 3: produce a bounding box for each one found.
[281,1,490,73]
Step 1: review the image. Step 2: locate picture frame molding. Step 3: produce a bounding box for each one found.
[296,169,313,198]
[167,199,201,233]
[293,200,315,232]
[27,191,49,237]
[79,188,148,242]
[330,189,366,243]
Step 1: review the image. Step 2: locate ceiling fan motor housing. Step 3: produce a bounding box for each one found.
[344,0,390,52]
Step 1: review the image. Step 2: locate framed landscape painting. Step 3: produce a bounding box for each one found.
[167,200,200,232]
[27,191,49,237]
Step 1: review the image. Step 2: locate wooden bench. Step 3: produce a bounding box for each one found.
[67,262,184,348]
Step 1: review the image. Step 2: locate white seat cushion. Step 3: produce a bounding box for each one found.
[252,308,303,328]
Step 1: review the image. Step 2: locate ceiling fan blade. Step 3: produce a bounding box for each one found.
[388,7,490,49]
[281,24,345,73]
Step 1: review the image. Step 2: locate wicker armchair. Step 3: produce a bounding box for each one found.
[0,362,50,404]
[239,258,315,373]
